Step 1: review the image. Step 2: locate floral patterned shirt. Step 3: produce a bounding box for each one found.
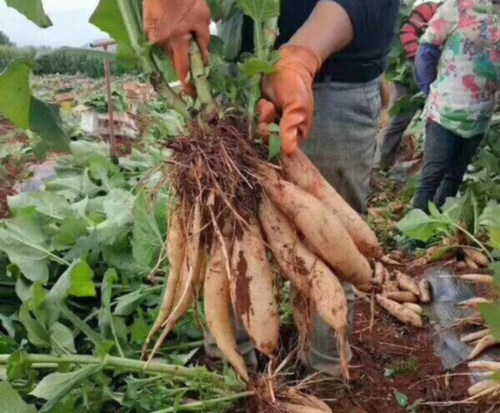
[420,0,500,137]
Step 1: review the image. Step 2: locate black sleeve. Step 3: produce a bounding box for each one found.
[330,0,398,40]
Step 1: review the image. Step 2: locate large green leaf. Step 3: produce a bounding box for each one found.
[0,382,37,413]
[0,208,53,283]
[6,0,52,28]
[19,303,50,348]
[52,217,89,251]
[95,189,135,245]
[30,365,102,412]
[0,61,70,153]
[50,322,76,355]
[90,0,130,44]
[0,60,33,129]
[132,192,164,269]
[479,301,500,342]
[397,209,444,242]
[8,191,72,221]
[236,0,280,22]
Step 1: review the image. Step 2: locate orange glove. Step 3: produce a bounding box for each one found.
[259,45,322,155]
[143,0,211,95]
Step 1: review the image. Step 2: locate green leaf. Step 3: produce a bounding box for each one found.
[45,170,100,202]
[114,287,156,316]
[0,60,33,129]
[30,365,102,412]
[493,263,500,290]
[30,98,71,153]
[131,310,149,344]
[239,57,277,77]
[428,202,441,219]
[6,0,52,28]
[90,0,130,44]
[50,323,76,355]
[236,0,280,22]
[0,382,37,413]
[398,209,444,242]
[394,390,409,407]
[8,192,72,221]
[52,217,89,251]
[95,189,135,245]
[19,303,50,348]
[268,133,281,160]
[479,301,500,342]
[132,192,164,269]
[7,351,31,381]
[0,335,18,354]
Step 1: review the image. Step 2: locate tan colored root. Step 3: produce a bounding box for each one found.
[467,380,500,397]
[460,274,494,286]
[231,217,279,357]
[373,262,385,285]
[262,172,372,288]
[291,288,313,352]
[395,271,420,296]
[403,303,423,314]
[204,238,249,382]
[376,294,423,327]
[464,256,479,270]
[282,150,382,259]
[463,248,490,267]
[382,272,399,293]
[259,198,349,377]
[281,403,330,413]
[143,210,186,355]
[381,255,404,266]
[468,361,500,371]
[147,201,203,363]
[461,328,492,344]
[384,291,419,303]
[468,335,498,360]
[418,279,431,303]
[458,297,491,310]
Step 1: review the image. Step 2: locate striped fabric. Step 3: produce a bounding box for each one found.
[400,2,440,60]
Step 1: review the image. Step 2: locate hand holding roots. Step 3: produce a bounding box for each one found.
[141,119,383,382]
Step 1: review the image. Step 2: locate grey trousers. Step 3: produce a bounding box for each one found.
[300,78,382,376]
[378,82,416,170]
[206,78,382,377]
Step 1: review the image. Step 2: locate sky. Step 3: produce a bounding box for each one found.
[0,0,109,47]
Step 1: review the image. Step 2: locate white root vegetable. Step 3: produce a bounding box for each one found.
[403,303,423,314]
[144,210,185,352]
[147,202,203,362]
[458,297,491,310]
[204,238,249,382]
[282,150,382,259]
[463,248,490,267]
[467,380,500,397]
[418,279,431,303]
[468,335,498,360]
[381,255,404,266]
[395,271,420,296]
[460,274,494,286]
[259,198,349,377]
[468,361,500,371]
[461,328,491,344]
[464,256,479,270]
[374,262,385,285]
[376,294,423,327]
[384,291,419,303]
[263,174,372,288]
[382,273,399,293]
[281,403,329,413]
[291,288,313,346]
[231,217,279,357]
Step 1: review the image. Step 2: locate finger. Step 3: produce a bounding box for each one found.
[280,108,307,155]
[171,35,195,96]
[195,24,211,65]
[257,99,277,124]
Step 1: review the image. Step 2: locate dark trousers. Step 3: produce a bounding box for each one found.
[414,121,483,212]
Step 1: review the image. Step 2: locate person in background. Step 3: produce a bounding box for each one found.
[378,1,441,170]
[413,0,500,212]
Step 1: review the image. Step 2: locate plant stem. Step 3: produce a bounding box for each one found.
[116,0,190,120]
[189,40,217,116]
[448,221,494,261]
[0,354,227,387]
[150,391,255,413]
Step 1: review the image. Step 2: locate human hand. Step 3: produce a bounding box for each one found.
[258,45,322,155]
[143,0,211,95]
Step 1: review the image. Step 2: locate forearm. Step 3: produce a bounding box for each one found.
[288,0,354,63]
[415,43,441,96]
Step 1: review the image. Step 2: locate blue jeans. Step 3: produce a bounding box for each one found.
[414,121,483,212]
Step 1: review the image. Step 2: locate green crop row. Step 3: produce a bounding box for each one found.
[0,46,140,78]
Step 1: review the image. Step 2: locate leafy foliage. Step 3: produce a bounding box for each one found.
[5,0,52,29]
